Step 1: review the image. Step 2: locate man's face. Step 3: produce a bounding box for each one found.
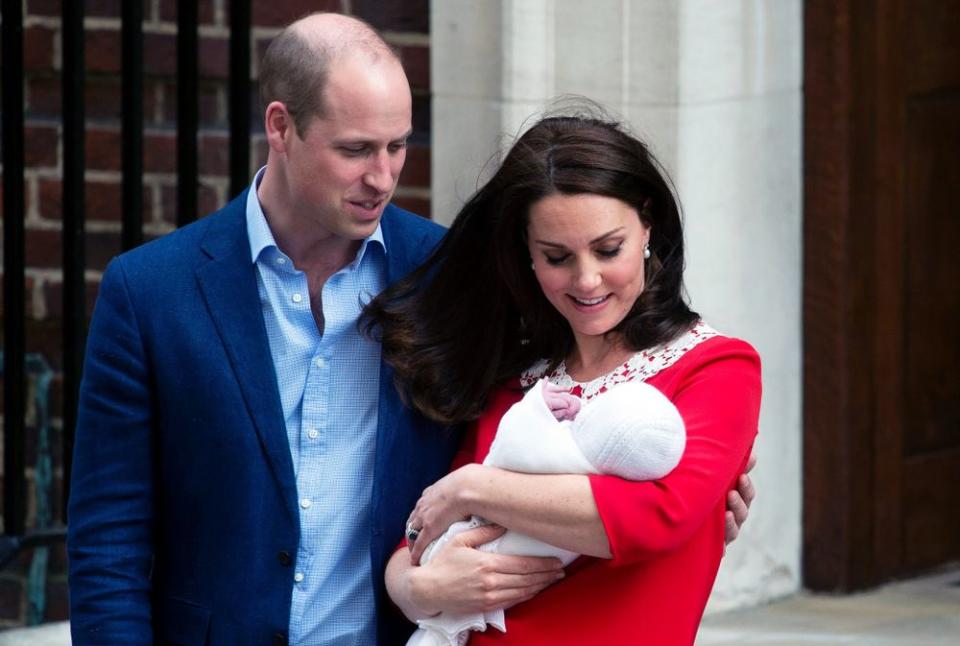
[284,53,412,242]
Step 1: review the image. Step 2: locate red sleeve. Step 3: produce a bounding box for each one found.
[589,337,761,565]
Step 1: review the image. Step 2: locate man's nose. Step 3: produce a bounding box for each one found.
[363,151,394,193]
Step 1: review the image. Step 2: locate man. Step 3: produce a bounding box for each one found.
[67,12,754,646]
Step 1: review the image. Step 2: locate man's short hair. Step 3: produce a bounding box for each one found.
[259,13,399,137]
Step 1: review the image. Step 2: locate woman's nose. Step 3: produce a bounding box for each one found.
[573,262,602,292]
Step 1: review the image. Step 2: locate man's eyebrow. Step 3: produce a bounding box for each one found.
[533,227,625,247]
[334,129,414,145]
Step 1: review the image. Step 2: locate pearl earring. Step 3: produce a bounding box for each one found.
[531,261,536,270]
[643,244,651,259]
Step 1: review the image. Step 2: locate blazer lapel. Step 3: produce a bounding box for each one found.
[370,209,426,531]
[195,195,298,524]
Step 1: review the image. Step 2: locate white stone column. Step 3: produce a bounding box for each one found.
[431,0,803,611]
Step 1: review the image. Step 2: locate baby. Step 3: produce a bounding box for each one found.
[408,379,686,646]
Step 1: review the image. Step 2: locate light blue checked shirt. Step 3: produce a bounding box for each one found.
[246,169,385,645]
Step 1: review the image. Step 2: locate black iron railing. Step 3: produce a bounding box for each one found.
[0,0,252,573]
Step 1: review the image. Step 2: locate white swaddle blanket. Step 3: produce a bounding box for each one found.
[407,378,686,646]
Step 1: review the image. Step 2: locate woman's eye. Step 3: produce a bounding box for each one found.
[596,240,624,258]
[545,254,570,266]
[597,246,622,258]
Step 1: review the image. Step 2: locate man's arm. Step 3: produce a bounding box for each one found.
[68,259,156,644]
[724,452,757,545]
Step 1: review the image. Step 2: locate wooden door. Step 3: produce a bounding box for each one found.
[804,0,960,590]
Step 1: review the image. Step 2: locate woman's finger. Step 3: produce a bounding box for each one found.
[455,524,506,548]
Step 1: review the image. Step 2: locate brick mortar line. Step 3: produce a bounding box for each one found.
[383,32,430,47]
[394,186,431,199]
[213,0,227,27]
[22,15,427,42]
[27,267,104,280]
[251,26,285,39]
[26,219,120,233]
[25,170,242,184]
[19,124,259,138]
[26,175,41,223]
[23,15,231,35]
[24,217,189,236]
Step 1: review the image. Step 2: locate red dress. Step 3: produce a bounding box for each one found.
[461,329,761,646]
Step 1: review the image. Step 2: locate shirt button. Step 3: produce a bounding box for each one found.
[277,551,292,567]
[292,293,303,303]
[294,572,304,583]
[307,428,319,440]
[314,357,325,369]
[276,257,287,265]
[300,498,312,509]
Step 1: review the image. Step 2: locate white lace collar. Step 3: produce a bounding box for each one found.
[520,322,719,401]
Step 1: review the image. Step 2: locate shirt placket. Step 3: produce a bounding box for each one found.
[286,265,326,611]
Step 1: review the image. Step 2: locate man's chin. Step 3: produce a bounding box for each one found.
[343,214,384,242]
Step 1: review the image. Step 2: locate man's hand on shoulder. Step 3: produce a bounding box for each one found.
[724,451,756,546]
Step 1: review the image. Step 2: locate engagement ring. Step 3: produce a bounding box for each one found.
[405,522,420,543]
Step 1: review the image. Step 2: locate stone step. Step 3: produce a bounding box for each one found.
[0,622,69,646]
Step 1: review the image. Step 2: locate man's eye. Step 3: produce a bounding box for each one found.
[388,141,408,153]
[340,146,366,155]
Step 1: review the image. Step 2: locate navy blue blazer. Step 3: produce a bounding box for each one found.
[67,192,460,645]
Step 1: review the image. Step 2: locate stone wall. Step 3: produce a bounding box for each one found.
[432,0,804,612]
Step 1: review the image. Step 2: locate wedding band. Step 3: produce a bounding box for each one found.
[405,522,421,543]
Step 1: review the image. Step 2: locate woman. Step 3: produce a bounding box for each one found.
[365,113,761,645]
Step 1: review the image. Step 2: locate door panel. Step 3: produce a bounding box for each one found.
[804,0,960,590]
[902,94,960,457]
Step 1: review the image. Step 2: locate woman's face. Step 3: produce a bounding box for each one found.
[527,192,650,347]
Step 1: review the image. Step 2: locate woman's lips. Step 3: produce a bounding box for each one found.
[568,294,611,310]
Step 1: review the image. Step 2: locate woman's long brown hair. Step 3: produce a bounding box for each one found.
[363,113,698,425]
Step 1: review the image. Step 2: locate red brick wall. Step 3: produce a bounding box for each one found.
[0,0,430,628]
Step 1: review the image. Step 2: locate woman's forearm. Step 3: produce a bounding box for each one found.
[459,465,612,558]
[386,524,566,620]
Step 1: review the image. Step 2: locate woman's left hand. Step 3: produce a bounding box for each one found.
[407,463,484,565]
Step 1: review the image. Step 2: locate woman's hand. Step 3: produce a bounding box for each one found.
[398,524,565,618]
[406,463,484,564]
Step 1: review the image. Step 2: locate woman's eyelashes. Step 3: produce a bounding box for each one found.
[596,243,623,258]
[542,242,624,266]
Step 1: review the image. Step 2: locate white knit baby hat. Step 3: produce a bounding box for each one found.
[571,381,686,480]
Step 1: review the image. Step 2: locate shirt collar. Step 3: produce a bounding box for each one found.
[245,166,386,267]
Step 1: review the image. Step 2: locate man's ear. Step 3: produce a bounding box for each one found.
[264,101,294,152]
